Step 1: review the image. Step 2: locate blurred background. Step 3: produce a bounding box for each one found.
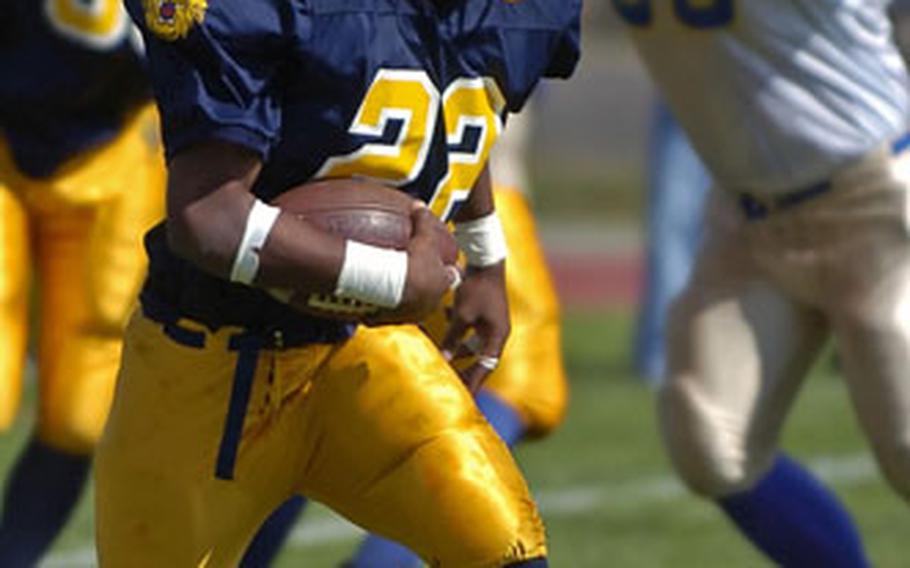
[5,7,908,567]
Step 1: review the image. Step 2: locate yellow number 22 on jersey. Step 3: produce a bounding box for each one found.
[318,69,506,220]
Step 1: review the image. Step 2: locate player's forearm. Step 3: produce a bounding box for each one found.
[166,173,252,276]
[451,164,508,269]
[452,165,495,223]
[253,215,345,292]
[166,141,345,294]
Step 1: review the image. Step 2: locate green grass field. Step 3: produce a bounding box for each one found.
[8,310,908,567]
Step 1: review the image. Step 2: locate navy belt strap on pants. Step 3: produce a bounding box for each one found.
[215,334,264,481]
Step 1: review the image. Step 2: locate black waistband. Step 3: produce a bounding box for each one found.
[141,296,354,350]
[140,224,354,349]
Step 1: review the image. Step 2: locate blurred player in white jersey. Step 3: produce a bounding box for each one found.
[615,1,910,565]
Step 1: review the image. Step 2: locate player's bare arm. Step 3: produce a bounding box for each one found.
[442,164,511,392]
[166,139,456,321]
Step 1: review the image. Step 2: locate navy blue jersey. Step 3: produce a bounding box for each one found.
[128,0,580,336]
[0,0,150,177]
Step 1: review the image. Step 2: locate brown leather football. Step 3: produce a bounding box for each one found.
[268,178,458,319]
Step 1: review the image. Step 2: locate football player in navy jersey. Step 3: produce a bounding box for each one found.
[97,0,580,565]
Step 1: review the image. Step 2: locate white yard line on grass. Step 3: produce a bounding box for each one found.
[40,452,880,567]
[536,452,876,516]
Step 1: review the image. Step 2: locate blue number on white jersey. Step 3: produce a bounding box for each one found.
[613,0,733,28]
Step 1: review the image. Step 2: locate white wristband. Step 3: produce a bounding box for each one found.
[230,199,281,285]
[334,241,408,308]
[453,212,508,267]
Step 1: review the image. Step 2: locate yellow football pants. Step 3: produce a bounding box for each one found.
[0,105,165,454]
[96,314,546,567]
[423,188,568,437]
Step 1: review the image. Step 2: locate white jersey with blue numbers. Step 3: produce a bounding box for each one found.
[616,0,910,193]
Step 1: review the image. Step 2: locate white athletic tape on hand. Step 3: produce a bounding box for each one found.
[334,240,408,308]
[230,199,281,285]
[454,212,508,267]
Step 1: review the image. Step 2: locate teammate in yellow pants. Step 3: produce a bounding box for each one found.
[0,3,165,562]
[0,108,164,449]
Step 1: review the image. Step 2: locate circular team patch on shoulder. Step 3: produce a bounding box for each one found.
[144,0,207,41]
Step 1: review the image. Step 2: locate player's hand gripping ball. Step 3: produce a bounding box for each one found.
[269,179,458,321]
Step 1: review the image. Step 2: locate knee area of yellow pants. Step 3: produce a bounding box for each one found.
[0,306,27,432]
[37,332,122,455]
[356,428,548,567]
[0,187,28,431]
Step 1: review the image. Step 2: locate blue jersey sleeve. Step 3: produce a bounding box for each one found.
[125,0,290,159]
[485,0,582,112]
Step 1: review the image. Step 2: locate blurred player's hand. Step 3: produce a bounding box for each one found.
[441,262,510,393]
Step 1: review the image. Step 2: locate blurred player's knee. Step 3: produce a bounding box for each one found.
[313,327,548,568]
[0,307,26,431]
[486,321,568,438]
[37,332,122,454]
[0,185,29,431]
[658,380,773,497]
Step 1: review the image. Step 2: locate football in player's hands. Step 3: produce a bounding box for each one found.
[268,178,457,320]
